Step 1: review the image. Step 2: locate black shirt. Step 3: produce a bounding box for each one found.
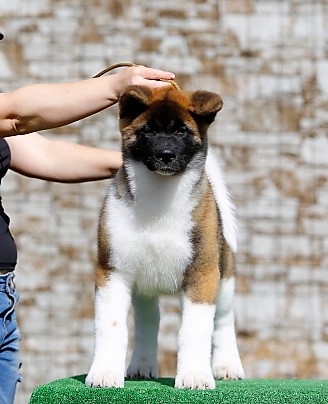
[0,138,17,270]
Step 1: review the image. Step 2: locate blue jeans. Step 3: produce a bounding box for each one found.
[0,272,21,404]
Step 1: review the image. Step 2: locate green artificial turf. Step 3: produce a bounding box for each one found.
[29,375,328,404]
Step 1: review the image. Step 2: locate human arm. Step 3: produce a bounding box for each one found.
[0,65,175,137]
[6,132,122,182]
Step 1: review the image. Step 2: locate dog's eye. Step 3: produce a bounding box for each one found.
[174,128,189,137]
[143,131,154,138]
[137,126,153,138]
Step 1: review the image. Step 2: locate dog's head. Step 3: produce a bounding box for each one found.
[119,86,222,175]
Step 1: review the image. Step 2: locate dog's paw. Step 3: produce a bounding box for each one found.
[212,357,245,380]
[175,372,216,390]
[127,361,158,380]
[85,370,124,388]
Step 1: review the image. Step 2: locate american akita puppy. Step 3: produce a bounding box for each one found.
[86,85,244,390]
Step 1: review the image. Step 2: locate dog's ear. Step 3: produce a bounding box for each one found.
[119,85,152,121]
[190,91,223,125]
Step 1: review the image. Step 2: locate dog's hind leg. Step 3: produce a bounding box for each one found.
[211,241,244,380]
[127,294,160,379]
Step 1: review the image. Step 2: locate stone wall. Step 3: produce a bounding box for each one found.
[0,1,327,403]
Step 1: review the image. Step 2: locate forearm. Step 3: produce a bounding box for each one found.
[7,133,122,182]
[1,77,119,136]
[42,141,122,182]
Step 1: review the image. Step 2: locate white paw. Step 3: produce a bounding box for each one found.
[85,370,124,388]
[175,372,216,390]
[127,361,158,379]
[212,357,245,380]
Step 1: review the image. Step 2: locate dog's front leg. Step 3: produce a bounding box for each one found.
[86,271,131,388]
[175,293,216,390]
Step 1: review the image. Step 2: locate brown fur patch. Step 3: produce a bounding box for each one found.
[96,206,113,288]
[120,87,197,132]
[182,180,222,304]
[220,239,235,280]
[114,166,133,201]
[95,263,109,288]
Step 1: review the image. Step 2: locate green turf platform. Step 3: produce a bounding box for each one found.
[29,375,328,404]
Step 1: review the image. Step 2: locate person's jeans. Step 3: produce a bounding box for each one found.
[0,272,21,404]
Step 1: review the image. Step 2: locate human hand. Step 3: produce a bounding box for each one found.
[111,65,175,100]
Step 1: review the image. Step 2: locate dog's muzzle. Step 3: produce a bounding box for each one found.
[144,141,189,175]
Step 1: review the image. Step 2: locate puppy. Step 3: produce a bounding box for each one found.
[86,85,244,390]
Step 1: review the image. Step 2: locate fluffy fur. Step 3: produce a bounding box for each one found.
[86,86,244,390]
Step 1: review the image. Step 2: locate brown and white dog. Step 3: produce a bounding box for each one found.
[86,85,244,390]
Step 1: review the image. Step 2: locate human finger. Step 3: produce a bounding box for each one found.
[134,65,175,81]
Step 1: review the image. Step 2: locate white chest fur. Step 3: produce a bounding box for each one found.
[105,161,200,296]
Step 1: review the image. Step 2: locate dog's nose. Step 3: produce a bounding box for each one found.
[156,149,176,164]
